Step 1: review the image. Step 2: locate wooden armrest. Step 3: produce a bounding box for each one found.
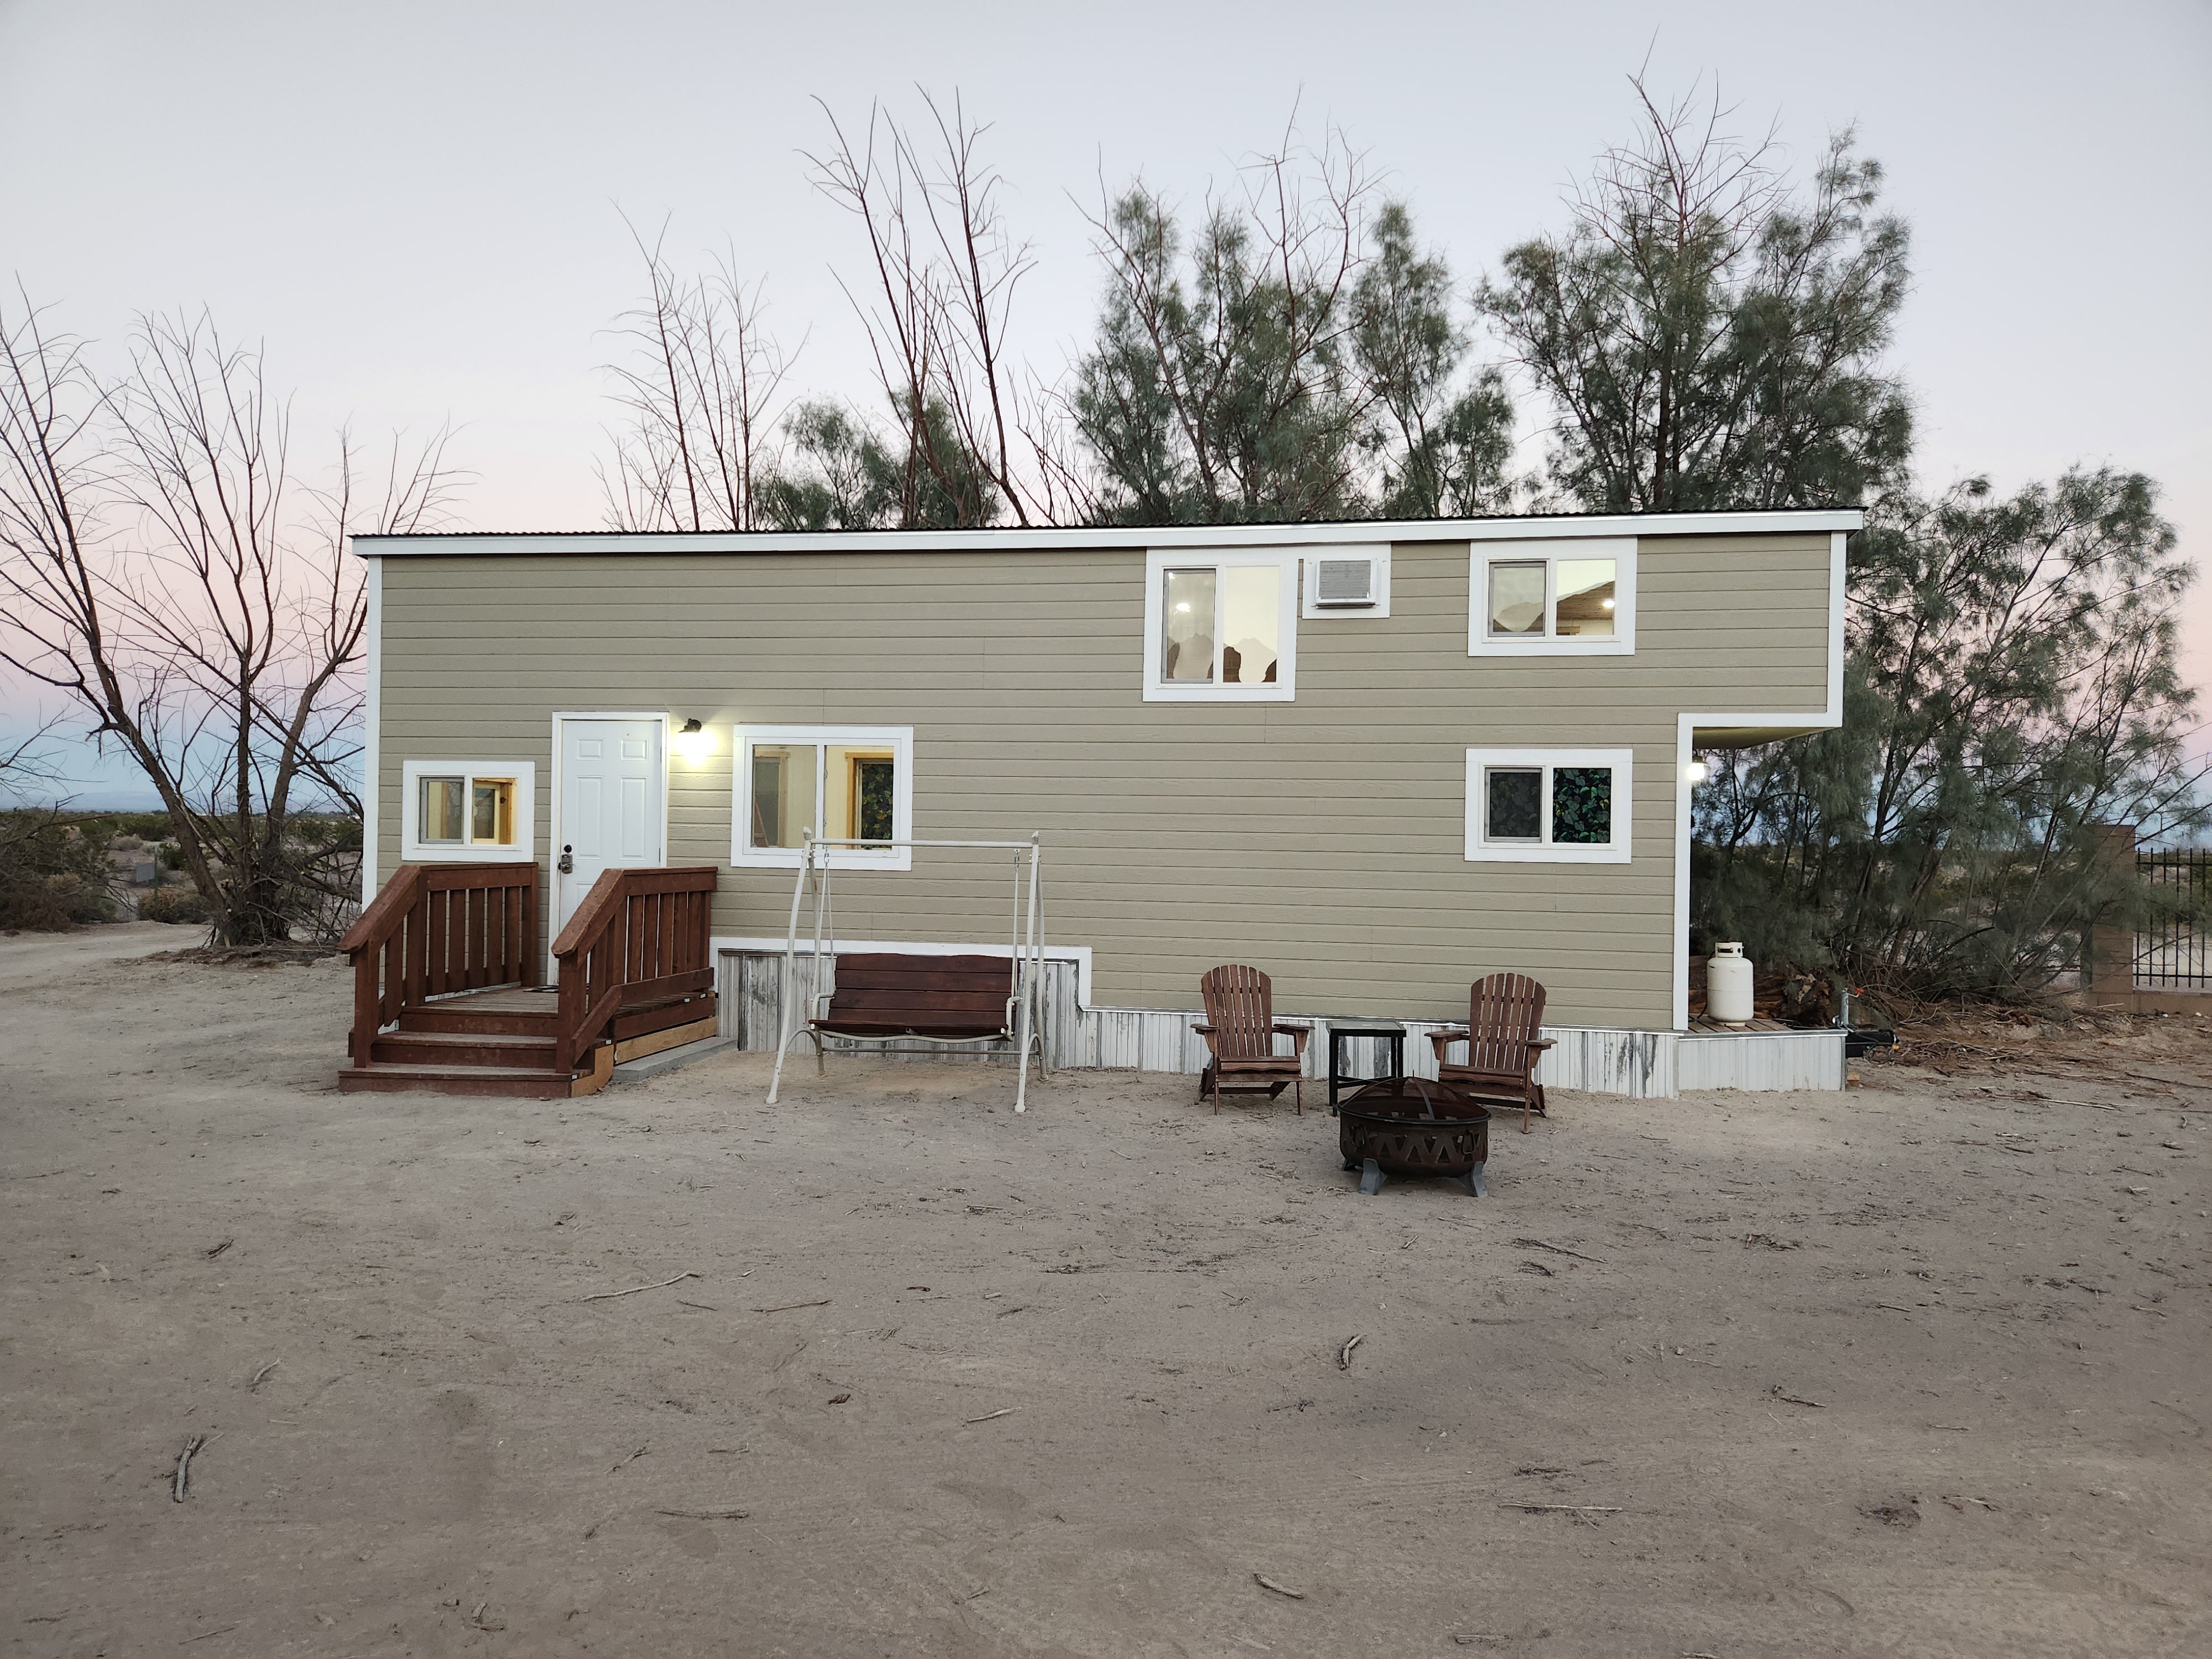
[1272,1023,1310,1053]
[1191,1023,1216,1035]
[1530,1038,1556,1052]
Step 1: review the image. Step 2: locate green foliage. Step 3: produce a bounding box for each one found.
[1694,470,2206,999]
[0,812,118,930]
[1478,92,1912,513]
[1075,186,1367,523]
[758,398,999,531]
[1352,204,1514,518]
[1072,148,1510,525]
[1551,768,1615,845]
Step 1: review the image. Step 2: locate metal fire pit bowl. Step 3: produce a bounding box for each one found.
[1337,1077,1491,1197]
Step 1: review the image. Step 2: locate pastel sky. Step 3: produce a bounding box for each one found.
[2,0,2206,804]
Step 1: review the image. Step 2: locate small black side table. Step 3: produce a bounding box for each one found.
[1327,1020,1407,1111]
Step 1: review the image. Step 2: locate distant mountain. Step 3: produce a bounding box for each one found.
[7,791,168,811]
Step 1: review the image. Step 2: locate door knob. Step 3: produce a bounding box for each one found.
[557,844,573,874]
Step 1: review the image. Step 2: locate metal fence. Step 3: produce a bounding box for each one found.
[2136,847,2210,988]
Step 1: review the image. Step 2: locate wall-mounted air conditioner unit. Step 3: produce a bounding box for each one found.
[1302,546,1391,618]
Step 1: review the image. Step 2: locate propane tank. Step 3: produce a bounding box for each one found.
[1708,942,1755,1026]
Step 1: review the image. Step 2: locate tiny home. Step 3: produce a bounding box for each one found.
[348,509,1857,1097]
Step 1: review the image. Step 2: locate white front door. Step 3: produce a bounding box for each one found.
[555,717,665,937]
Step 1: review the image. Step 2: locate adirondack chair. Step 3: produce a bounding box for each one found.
[1428,973,1554,1133]
[1193,964,1309,1114]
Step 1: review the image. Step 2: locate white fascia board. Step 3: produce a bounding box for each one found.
[351,509,1864,560]
[1670,533,1852,1030]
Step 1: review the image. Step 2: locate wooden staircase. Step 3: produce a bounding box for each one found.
[338,863,719,1098]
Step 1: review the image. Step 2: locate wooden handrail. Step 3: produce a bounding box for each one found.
[339,863,425,955]
[553,865,719,1074]
[343,862,540,1070]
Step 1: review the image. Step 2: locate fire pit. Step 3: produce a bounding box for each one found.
[1337,1076,1490,1197]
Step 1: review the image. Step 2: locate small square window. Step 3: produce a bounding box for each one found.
[401,761,534,862]
[1470,541,1635,655]
[1465,748,1632,863]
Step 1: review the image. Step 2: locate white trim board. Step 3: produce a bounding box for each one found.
[360,556,382,903]
[714,936,1093,1005]
[354,508,1863,559]
[1670,530,1850,1030]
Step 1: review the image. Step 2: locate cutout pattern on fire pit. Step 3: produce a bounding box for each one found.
[1336,1077,1490,1197]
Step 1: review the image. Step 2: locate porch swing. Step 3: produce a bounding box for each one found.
[764,831,1050,1111]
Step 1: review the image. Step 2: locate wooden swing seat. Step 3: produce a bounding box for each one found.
[809,953,1019,1043]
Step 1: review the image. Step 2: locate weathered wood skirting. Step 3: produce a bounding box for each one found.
[716,950,1844,1097]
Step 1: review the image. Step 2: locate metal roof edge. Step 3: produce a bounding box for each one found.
[350,508,1865,556]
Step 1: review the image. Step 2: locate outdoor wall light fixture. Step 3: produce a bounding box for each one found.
[672,718,713,764]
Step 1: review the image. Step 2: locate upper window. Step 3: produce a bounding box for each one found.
[731,726,913,869]
[400,760,535,862]
[1142,548,1299,701]
[1469,539,1636,656]
[1464,748,1632,863]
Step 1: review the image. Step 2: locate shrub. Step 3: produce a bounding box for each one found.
[0,812,118,929]
[138,883,212,925]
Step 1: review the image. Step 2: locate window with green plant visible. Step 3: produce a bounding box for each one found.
[731,726,914,869]
[1550,768,1613,843]
[1465,749,1632,863]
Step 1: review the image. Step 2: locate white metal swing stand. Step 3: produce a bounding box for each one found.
[764,832,1050,1112]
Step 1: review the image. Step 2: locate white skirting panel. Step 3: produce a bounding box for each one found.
[1677,1029,1846,1093]
[716,951,1844,1097]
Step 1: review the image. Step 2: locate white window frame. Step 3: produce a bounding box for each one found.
[1469,539,1636,656]
[730,724,914,871]
[1464,747,1634,864]
[399,760,536,863]
[1142,547,1300,702]
[1300,544,1392,619]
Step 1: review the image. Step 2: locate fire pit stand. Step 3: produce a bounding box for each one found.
[1335,1076,1490,1197]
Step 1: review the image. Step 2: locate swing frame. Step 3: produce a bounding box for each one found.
[764,831,1050,1111]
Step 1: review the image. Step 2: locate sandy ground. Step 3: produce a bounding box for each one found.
[2,925,2207,1658]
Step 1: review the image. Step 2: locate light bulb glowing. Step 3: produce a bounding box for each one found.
[1175,602,1192,612]
[671,719,713,764]
[1686,759,1710,783]
[1601,597,1615,609]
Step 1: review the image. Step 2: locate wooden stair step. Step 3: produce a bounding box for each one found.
[398,1006,560,1036]
[371,1030,559,1068]
[338,1059,583,1098]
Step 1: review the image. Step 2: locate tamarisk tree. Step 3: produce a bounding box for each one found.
[1479,76,1912,513]
[0,294,458,943]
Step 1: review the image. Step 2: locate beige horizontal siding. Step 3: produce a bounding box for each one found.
[374,533,1832,1028]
